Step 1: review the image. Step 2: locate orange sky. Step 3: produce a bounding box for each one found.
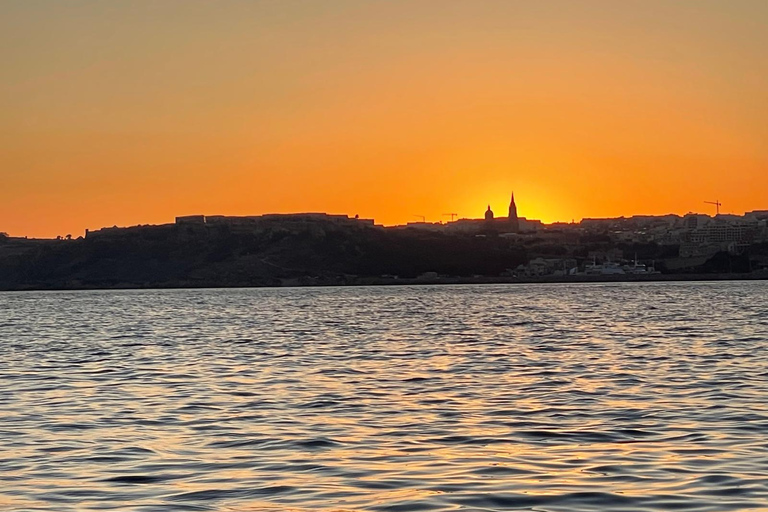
[1,1,767,237]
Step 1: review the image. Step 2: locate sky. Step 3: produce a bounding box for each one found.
[1,0,767,237]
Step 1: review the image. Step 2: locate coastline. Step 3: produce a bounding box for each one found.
[2,272,766,292]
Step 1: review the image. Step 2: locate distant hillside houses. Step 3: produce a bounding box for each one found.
[176,213,376,229]
[577,211,767,254]
[86,213,378,239]
[80,208,768,265]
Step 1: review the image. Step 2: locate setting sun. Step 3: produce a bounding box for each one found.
[2,1,767,237]
[2,4,768,512]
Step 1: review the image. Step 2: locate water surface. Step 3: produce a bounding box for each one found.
[1,282,767,511]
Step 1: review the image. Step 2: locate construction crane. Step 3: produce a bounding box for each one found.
[413,215,426,222]
[442,213,458,222]
[704,200,722,215]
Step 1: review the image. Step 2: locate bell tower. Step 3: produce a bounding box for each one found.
[508,192,519,233]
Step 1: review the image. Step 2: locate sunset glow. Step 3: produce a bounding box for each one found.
[2,1,767,237]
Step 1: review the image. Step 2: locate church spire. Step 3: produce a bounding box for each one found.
[508,191,520,233]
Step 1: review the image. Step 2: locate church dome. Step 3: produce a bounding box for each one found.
[485,205,494,220]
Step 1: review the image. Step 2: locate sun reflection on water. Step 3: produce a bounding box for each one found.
[0,283,767,511]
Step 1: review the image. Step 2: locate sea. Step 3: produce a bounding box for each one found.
[1,282,767,512]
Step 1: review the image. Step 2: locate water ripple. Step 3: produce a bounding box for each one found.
[1,282,767,511]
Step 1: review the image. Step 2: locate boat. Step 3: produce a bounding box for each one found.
[584,261,625,275]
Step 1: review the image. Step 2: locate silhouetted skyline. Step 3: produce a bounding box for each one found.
[3,1,767,238]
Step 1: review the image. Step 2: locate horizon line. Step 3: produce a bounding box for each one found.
[5,208,768,240]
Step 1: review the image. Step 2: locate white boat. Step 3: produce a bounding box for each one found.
[623,255,659,274]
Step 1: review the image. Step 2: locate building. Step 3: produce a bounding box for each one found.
[682,213,711,230]
[175,215,206,225]
[689,222,756,244]
[398,221,444,232]
[515,257,578,277]
[440,194,538,234]
[508,192,520,233]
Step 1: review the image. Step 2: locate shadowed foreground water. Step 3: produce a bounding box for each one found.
[1,282,767,511]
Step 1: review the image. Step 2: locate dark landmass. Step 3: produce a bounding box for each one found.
[1,217,767,291]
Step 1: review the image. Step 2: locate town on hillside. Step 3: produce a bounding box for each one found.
[2,193,768,289]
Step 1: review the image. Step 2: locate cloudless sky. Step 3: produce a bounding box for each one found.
[1,0,767,237]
